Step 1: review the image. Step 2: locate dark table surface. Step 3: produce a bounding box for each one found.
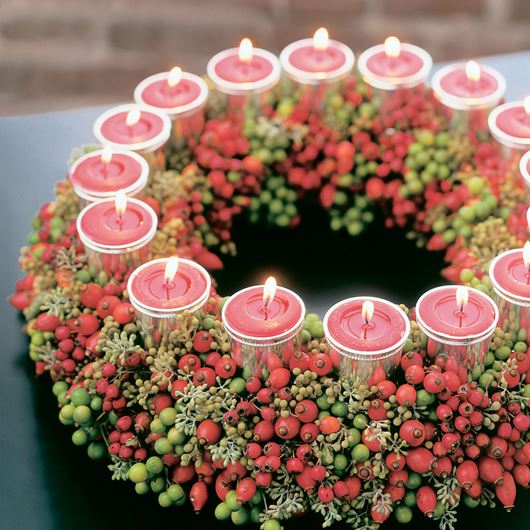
[1,52,530,530]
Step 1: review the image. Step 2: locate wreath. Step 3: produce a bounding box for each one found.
[10,71,530,530]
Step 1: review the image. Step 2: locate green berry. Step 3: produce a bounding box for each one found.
[71,388,91,407]
[159,407,177,426]
[135,482,150,495]
[394,505,413,524]
[73,405,92,425]
[167,484,185,502]
[128,463,148,483]
[71,429,88,446]
[158,492,172,508]
[231,507,250,526]
[146,456,164,475]
[87,441,105,460]
[215,502,231,521]
[154,437,172,455]
[352,444,369,462]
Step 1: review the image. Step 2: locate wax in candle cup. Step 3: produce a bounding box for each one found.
[415,286,498,379]
[207,43,281,117]
[488,99,530,172]
[519,151,530,200]
[69,148,149,206]
[134,70,209,147]
[128,257,211,347]
[489,247,530,339]
[93,104,171,173]
[221,284,305,375]
[432,62,506,137]
[323,296,410,386]
[76,197,158,278]
[357,41,432,92]
[279,32,355,114]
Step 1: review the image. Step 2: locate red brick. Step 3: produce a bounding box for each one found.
[512,0,530,18]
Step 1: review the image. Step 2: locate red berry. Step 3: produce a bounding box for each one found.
[295,399,319,423]
[406,448,434,473]
[236,477,257,502]
[96,295,120,319]
[309,353,332,376]
[416,485,437,517]
[178,353,201,373]
[399,420,426,447]
[479,456,504,485]
[396,384,416,406]
[193,330,212,353]
[300,423,319,443]
[215,357,236,379]
[193,367,216,388]
[405,365,425,385]
[79,283,104,308]
[268,367,290,389]
[318,415,341,434]
[112,302,135,325]
[318,485,334,503]
[190,481,208,512]
[35,312,61,332]
[196,419,222,445]
[310,465,327,482]
[456,461,478,489]
[496,471,516,510]
[275,415,301,440]
[286,458,304,474]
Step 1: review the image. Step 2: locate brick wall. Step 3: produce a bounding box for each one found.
[1,0,529,114]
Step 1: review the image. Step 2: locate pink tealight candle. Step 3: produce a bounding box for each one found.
[323,296,410,385]
[358,36,432,93]
[432,61,506,136]
[488,97,530,169]
[280,28,355,112]
[93,104,171,173]
[128,257,211,347]
[221,277,305,374]
[415,286,498,379]
[489,245,530,340]
[134,67,209,147]
[207,38,281,117]
[69,147,149,206]
[76,194,158,278]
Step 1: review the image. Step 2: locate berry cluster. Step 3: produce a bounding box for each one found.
[11,75,530,530]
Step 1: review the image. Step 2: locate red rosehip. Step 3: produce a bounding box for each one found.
[193,367,216,388]
[295,399,319,423]
[399,420,426,447]
[253,421,274,442]
[275,415,300,440]
[300,422,319,443]
[479,456,504,485]
[268,367,290,389]
[35,312,61,332]
[396,384,416,406]
[193,330,212,353]
[496,471,516,510]
[96,295,120,319]
[309,353,333,376]
[215,357,236,379]
[456,460,478,489]
[406,448,434,474]
[286,457,304,474]
[236,477,257,503]
[112,302,135,325]
[79,283,104,309]
[423,372,446,393]
[197,419,222,445]
[318,415,341,434]
[416,485,437,517]
[190,481,208,513]
[405,365,425,385]
[318,485,334,503]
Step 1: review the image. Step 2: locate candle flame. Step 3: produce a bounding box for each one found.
[456,286,469,311]
[361,300,374,323]
[126,108,141,127]
[524,96,530,115]
[263,276,277,306]
[164,257,179,284]
[238,38,253,63]
[524,241,530,268]
[101,145,112,164]
[313,27,329,51]
[115,190,127,216]
[465,60,481,82]
[384,36,401,58]
[168,66,182,87]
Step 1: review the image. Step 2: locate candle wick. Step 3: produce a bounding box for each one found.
[117,214,123,231]
[164,282,171,301]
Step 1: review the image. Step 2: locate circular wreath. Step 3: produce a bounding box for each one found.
[11,72,530,530]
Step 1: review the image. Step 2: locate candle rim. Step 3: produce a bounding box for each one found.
[489,248,530,305]
[221,284,305,343]
[520,150,530,187]
[133,71,209,117]
[76,197,158,252]
[323,296,410,357]
[93,103,172,153]
[415,285,499,341]
[127,257,211,315]
[206,47,282,95]
[69,148,149,201]
[488,101,530,149]
[279,38,355,86]
[357,42,432,90]
[431,62,506,111]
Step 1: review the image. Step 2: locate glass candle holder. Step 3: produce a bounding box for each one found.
[357,38,432,103]
[93,104,171,174]
[488,99,530,174]
[431,61,506,138]
[489,248,530,341]
[221,282,305,377]
[127,257,211,348]
[415,286,499,380]
[76,197,158,279]
[323,296,410,386]
[519,150,530,200]
[134,69,209,148]
[69,148,149,207]
[279,29,355,114]
[207,40,281,119]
